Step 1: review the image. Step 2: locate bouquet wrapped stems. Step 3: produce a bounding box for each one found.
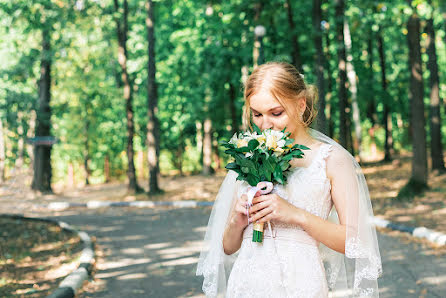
[252,222,264,242]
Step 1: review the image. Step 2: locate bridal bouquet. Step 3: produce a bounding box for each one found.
[221,125,309,242]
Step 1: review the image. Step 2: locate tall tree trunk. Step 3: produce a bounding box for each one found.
[286,0,303,72]
[229,82,239,134]
[335,0,349,149]
[146,0,162,193]
[0,117,5,183]
[32,27,53,193]
[406,6,428,189]
[26,111,36,166]
[16,112,24,168]
[114,0,141,193]
[202,118,213,175]
[377,30,393,161]
[313,0,327,134]
[84,119,90,185]
[366,32,379,158]
[426,6,445,172]
[196,121,203,160]
[323,25,335,139]
[344,20,362,158]
[104,154,110,183]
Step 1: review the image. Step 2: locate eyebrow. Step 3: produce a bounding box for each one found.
[250,106,283,113]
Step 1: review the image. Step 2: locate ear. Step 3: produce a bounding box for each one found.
[297,97,306,114]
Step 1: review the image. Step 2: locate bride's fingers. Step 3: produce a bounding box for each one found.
[249,206,272,223]
[251,194,272,205]
[248,200,269,214]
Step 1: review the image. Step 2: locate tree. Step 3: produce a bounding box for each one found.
[400,2,428,197]
[313,0,327,134]
[334,0,350,150]
[113,0,142,193]
[146,0,162,193]
[425,0,445,172]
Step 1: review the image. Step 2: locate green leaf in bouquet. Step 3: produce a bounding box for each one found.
[263,156,275,173]
[285,139,294,146]
[225,148,238,155]
[246,173,260,186]
[235,146,251,153]
[253,123,262,135]
[292,144,310,150]
[281,154,295,161]
[280,161,290,171]
[273,166,285,184]
[248,139,259,150]
[225,162,239,170]
[241,166,250,173]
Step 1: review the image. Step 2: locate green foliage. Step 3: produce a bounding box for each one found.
[0,0,445,187]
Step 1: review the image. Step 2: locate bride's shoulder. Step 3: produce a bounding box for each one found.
[325,146,355,178]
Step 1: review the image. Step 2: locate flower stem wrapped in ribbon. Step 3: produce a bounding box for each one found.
[220,125,309,242]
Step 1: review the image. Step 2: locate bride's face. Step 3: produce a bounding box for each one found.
[249,89,301,136]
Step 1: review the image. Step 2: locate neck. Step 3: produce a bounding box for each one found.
[290,127,313,146]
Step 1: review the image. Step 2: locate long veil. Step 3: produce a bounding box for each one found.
[196,128,382,297]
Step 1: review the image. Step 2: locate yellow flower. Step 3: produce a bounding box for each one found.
[256,135,266,145]
[237,139,248,148]
[266,135,278,149]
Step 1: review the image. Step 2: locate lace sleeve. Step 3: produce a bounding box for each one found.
[310,128,382,297]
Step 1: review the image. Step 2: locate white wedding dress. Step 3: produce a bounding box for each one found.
[226,143,334,298]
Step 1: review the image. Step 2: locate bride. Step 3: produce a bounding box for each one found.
[196,62,382,297]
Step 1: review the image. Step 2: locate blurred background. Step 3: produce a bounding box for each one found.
[0,0,445,196]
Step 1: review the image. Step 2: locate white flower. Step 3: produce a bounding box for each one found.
[277,139,286,148]
[229,132,238,145]
[245,152,253,158]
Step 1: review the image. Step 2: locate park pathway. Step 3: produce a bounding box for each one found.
[23,207,446,297]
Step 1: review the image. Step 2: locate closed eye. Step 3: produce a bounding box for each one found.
[273,112,283,116]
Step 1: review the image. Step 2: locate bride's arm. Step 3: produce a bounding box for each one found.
[222,189,250,255]
[248,148,354,254]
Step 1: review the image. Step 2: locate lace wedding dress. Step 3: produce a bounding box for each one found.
[226,143,333,298]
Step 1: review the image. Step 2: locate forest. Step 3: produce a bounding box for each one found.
[0,0,445,198]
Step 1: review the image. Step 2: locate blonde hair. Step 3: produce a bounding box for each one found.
[242,61,318,131]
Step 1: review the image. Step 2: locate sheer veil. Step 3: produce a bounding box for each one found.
[196,128,382,297]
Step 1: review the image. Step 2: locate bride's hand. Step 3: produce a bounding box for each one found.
[229,192,261,230]
[248,193,302,225]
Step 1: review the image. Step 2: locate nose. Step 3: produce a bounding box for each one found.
[261,117,274,130]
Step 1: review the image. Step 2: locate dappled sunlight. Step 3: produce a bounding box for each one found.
[98,258,151,270]
[157,256,199,267]
[120,247,145,255]
[144,242,172,249]
[364,157,446,234]
[116,273,148,280]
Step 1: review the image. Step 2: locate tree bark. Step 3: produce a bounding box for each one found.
[335,0,349,149]
[114,0,141,193]
[104,154,110,183]
[286,0,303,72]
[323,25,335,139]
[84,119,90,185]
[0,117,5,183]
[32,27,53,193]
[312,0,327,134]
[425,7,445,171]
[229,82,239,134]
[202,118,213,175]
[377,30,394,161]
[366,32,378,158]
[146,0,162,193]
[344,20,362,158]
[406,7,428,187]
